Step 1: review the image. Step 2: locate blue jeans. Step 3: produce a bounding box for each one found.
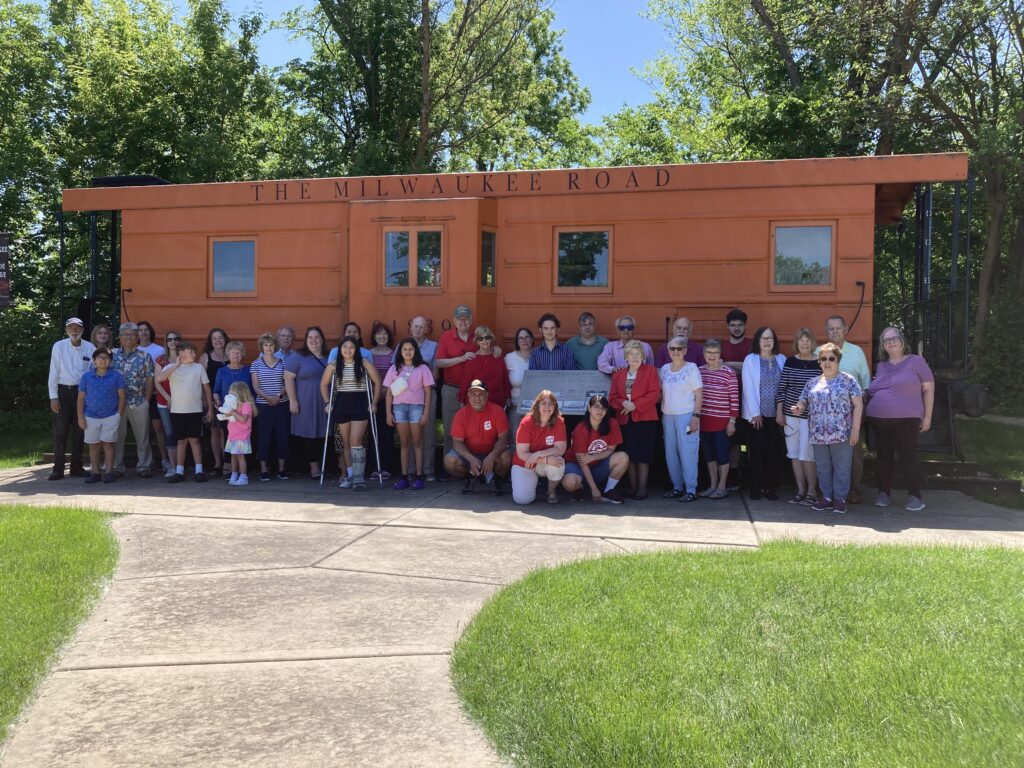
[663,412,699,493]
[813,442,853,501]
[157,405,178,454]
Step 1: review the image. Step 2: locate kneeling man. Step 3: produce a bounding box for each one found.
[444,379,512,495]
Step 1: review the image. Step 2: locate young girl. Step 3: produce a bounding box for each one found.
[383,337,435,490]
[224,381,256,486]
[321,336,381,491]
[560,394,629,504]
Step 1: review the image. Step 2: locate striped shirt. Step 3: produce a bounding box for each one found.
[697,365,739,432]
[776,356,821,420]
[251,355,288,405]
[335,361,366,393]
[529,342,576,371]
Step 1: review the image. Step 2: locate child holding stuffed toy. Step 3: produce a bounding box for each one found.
[223,382,255,485]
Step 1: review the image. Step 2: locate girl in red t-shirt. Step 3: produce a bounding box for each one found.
[512,390,567,505]
[561,395,630,504]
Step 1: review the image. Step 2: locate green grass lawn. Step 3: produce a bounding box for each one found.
[452,542,1024,767]
[951,417,1024,510]
[0,505,118,744]
[0,412,52,469]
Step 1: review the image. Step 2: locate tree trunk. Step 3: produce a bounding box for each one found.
[414,0,431,169]
[973,166,1008,338]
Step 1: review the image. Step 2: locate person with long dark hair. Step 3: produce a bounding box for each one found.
[284,326,329,479]
[384,337,435,489]
[560,395,629,504]
[321,335,381,492]
[199,327,229,476]
[369,322,396,480]
[741,326,785,500]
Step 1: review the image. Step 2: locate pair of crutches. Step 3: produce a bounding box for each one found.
[319,363,383,489]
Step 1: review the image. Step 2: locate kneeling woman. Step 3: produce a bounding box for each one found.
[512,390,567,505]
[561,395,629,504]
[320,336,381,492]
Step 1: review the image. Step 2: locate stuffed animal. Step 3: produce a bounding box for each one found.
[216,393,238,422]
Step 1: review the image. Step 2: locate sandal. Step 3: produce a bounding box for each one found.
[709,488,728,499]
[547,492,560,504]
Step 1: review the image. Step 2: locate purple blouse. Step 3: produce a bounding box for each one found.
[866,355,934,420]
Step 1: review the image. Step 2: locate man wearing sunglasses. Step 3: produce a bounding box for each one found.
[820,315,871,503]
[597,315,654,373]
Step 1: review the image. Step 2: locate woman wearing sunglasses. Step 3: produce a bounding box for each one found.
[459,326,511,409]
[791,342,864,514]
[865,327,934,511]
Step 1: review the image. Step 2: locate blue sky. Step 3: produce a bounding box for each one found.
[218,0,664,124]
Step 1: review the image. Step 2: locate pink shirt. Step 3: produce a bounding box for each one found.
[227,402,253,441]
[383,364,435,405]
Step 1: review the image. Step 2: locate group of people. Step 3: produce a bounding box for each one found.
[48,304,935,511]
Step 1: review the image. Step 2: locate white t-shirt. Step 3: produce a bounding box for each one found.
[659,362,703,415]
[166,362,209,413]
[138,343,166,364]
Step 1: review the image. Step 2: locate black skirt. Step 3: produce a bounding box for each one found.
[622,419,657,464]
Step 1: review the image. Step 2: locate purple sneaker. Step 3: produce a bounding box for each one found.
[833,498,848,514]
[393,476,410,490]
[811,498,833,512]
[411,476,426,491]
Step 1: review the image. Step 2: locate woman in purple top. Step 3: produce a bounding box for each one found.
[866,326,935,512]
[369,322,395,479]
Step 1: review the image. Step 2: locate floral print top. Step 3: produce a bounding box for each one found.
[800,372,863,445]
[112,348,154,408]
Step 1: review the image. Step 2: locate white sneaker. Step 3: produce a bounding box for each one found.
[229,472,239,484]
[339,477,353,489]
[234,475,249,486]
[905,495,926,511]
[164,467,178,478]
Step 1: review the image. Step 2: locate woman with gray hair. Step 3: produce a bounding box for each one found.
[865,326,934,511]
[659,335,703,502]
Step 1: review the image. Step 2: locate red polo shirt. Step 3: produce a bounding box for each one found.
[436,328,478,390]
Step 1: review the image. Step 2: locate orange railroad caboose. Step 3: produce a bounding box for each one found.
[62,153,968,350]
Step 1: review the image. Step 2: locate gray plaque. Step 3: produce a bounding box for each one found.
[517,370,612,415]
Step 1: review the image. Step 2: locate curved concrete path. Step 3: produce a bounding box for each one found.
[1,466,1022,767]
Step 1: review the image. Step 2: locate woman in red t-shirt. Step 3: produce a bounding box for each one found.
[512,390,567,505]
[561,395,629,504]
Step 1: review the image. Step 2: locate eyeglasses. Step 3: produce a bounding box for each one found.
[669,347,685,352]
[617,324,635,331]
[819,356,837,362]
[882,336,901,344]
[517,336,531,341]
[476,336,493,341]
[166,336,180,342]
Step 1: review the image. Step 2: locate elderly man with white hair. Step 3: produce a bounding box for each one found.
[47,316,95,479]
[597,315,654,373]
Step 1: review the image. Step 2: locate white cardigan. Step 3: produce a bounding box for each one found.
[741,353,786,421]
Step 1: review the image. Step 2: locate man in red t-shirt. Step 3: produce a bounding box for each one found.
[444,379,511,495]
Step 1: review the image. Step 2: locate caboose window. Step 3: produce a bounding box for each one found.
[211,239,256,295]
[771,223,835,290]
[384,228,443,288]
[555,228,611,292]
[481,231,496,288]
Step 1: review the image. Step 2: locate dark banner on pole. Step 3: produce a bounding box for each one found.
[0,233,11,307]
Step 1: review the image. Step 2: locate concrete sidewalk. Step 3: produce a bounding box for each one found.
[1,467,1022,767]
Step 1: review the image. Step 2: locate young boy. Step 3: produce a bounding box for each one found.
[77,348,126,484]
[156,341,214,482]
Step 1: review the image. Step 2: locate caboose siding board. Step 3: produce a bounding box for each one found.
[64,155,968,353]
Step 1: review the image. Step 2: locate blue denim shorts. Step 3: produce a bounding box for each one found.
[393,403,425,423]
[564,456,612,486]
